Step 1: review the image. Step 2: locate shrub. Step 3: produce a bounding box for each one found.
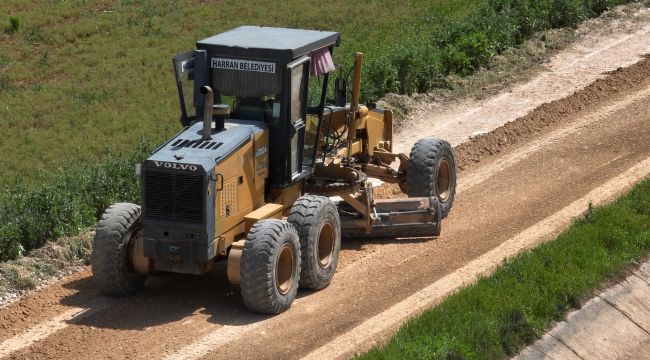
[0,140,155,261]
[442,45,472,76]
[8,16,20,33]
[0,74,11,93]
[358,0,634,100]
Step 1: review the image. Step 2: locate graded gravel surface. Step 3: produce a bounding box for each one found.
[1,18,650,360]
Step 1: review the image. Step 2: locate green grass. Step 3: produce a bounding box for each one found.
[0,0,478,182]
[360,178,650,360]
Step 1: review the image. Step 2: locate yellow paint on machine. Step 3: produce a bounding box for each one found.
[213,125,269,256]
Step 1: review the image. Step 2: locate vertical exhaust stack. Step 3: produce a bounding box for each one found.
[346,52,363,162]
[199,86,214,140]
[349,52,363,114]
[212,104,229,133]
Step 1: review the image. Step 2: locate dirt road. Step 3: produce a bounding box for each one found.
[2,24,650,360]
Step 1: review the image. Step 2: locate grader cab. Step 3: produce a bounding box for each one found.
[91,26,457,314]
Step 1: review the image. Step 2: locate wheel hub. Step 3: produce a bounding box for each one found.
[276,244,295,295]
[318,223,335,269]
[437,158,451,202]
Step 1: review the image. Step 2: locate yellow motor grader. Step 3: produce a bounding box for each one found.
[91,26,456,314]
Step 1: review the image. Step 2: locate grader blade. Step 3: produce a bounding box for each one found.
[340,197,442,239]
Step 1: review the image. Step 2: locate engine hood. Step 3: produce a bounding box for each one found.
[145,119,266,173]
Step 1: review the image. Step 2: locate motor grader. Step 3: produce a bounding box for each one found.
[91,26,456,314]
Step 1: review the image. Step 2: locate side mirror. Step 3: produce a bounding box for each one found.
[334,77,347,106]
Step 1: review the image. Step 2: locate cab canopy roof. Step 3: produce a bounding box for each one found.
[197,26,340,62]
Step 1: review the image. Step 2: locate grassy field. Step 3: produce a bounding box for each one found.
[360,178,650,360]
[0,0,478,181]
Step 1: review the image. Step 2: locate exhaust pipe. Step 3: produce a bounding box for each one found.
[346,52,363,163]
[213,104,228,133]
[199,85,213,140]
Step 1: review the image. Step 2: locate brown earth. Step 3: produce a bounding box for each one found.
[0,52,648,359]
[453,55,650,171]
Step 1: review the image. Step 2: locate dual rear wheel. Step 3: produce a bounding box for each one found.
[288,195,341,290]
[239,195,341,314]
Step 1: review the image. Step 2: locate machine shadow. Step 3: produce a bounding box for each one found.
[341,235,435,252]
[59,263,273,330]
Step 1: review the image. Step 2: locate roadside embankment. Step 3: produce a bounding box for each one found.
[359,178,650,360]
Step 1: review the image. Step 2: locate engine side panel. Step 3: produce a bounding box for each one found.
[214,120,269,256]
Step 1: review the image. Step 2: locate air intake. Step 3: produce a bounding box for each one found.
[143,170,204,224]
[170,138,223,150]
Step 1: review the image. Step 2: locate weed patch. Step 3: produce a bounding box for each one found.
[8,15,20,33]
[0,74,11,93]
[0,232,92,300]
[1,265,36,291]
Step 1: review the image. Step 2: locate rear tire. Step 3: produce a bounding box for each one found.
[288,195,341,290]
[91,203,146,296]
[240,219,301,314]
[406,138,457,218]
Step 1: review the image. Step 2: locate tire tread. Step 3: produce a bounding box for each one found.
[287,195,341,290]
[240,219,301,314]
[91,202,145,296]
[406,138,457,218]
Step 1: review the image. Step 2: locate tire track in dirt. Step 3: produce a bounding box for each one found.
[458,84,650,192]
[452,55,650,172]
[0,299,109,358]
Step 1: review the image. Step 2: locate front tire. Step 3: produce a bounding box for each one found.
[240,219,301,314]
[288,195,342,290]
[91,203,146,296]
[406,138,457,218]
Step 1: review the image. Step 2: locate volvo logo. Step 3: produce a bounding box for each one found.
[153,161,199,171]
